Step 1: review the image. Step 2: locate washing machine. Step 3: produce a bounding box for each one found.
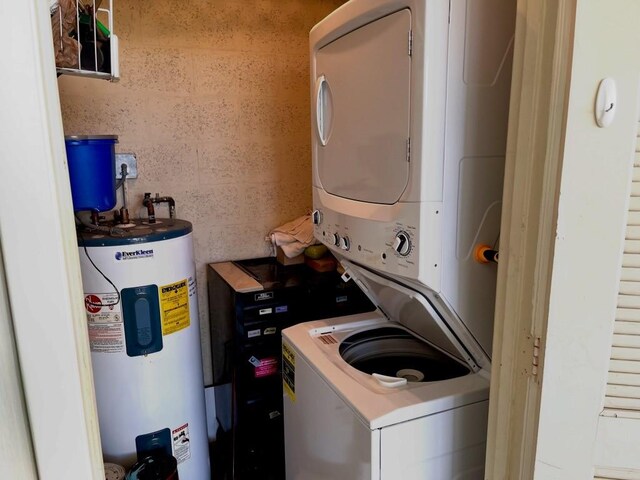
[283,259,491,479]
[283,0,515,478]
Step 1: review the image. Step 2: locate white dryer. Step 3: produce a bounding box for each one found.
[284,0,515,478]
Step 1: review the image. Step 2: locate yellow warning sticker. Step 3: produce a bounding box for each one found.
[160,279,190,335]
[282,342,295,403]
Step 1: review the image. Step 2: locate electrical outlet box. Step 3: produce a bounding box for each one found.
[115,153,138,179]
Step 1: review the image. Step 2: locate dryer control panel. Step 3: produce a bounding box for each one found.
[312,187,442,292]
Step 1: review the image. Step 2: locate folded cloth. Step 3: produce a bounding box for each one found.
[269,214,317,258]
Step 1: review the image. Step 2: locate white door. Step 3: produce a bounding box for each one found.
[592,130,640,475]
[0,1,104,478]
[0,248,38,479]
[314,9,412,205]
[486,0,640,478]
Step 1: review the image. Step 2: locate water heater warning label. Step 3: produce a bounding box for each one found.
[160,279,190,335]
[85,292,124,354]
[172,423,191,464]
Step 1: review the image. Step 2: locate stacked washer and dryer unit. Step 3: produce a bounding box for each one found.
[283,0,515,479]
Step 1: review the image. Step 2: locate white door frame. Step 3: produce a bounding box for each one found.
[0,1,103,478]
[487,0,640,478]
[486,0,577,477]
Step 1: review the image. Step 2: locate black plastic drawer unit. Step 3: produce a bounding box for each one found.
[207,257,375,480]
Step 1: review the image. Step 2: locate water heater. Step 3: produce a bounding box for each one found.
[77,219,209,479]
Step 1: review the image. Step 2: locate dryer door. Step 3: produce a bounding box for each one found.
[314,9,412,205]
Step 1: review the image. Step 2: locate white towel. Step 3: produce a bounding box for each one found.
[269,214,318,258]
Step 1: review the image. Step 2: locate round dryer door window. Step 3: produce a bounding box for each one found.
[339,326,469,382]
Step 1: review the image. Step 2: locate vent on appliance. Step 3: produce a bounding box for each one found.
[318,334,338,345]
[594,465,640,480]
[603,122,640,418]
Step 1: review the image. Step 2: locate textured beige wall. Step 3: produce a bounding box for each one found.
[57,0,344,385]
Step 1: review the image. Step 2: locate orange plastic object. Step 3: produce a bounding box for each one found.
[474,244,497,264]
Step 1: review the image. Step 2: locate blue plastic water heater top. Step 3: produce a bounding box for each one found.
[65,135,118,212]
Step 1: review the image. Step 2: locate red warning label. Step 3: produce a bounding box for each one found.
[172,423,191,464]
[85,292,123,354]
[85,294,102,314]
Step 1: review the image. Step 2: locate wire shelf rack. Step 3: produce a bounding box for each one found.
[51,0,120,81]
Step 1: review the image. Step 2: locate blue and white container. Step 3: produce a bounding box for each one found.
[65,135,118,211]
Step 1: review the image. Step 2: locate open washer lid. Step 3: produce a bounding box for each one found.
[340,259,490,372]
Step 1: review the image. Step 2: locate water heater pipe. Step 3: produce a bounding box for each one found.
[149,193,176,219]
[117,164,128,207]
[142,193,156,224]
[117,164,129,224]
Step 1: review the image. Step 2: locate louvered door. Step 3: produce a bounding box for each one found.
[595,467,640,480]
[593,124,640,478]
[605,125,640,416]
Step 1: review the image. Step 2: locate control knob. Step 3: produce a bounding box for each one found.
[393,231,411,256]
[339,236,351,251]
[331,233,340,246]
[312,209,323,225]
